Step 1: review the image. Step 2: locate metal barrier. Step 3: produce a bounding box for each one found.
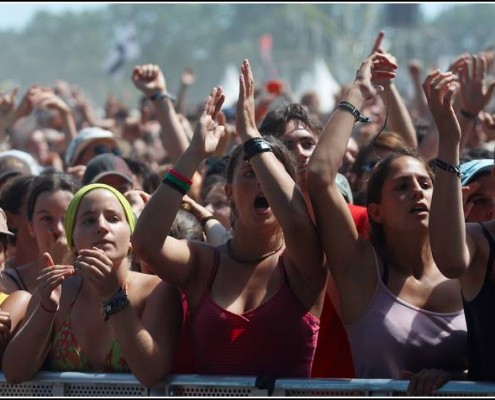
[1,372,495,396]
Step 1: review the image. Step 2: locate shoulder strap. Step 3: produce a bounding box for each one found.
[207,247,221,290]
[479,222,495,283]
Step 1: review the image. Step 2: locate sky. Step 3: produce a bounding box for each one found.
[0,2,457,31]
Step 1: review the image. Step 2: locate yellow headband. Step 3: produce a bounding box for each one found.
[64,183,136,250]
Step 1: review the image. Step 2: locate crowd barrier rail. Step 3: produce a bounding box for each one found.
[2,372,495,396]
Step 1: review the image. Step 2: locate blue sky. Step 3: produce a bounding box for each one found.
[0,3,456,31]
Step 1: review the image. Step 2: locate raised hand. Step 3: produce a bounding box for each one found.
[423,70,460,142]
[132,64,167,97]
[368,31,397,88]
[180,67,196,87]
[458,54,495,117]
[14,85,52,120]
[353,52,397,101]
[37,252,74,312]
[235,59,258,141]
[190,86,225,158]
[0,88,18,119]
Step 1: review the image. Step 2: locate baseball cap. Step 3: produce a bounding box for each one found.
[0,150,41,183]
[65,127,118,167]
[0,208,14,236]
[82,153,133,185]
[460,159,494,186]
[336,173,353,204]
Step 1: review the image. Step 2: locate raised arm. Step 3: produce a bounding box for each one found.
[132,86,225,289]
[307,52,397,288]
[372,31,418,149]
[131,64,190,163]
[456,54,495,150]
[424,70,475,279]
[236,59,326,291]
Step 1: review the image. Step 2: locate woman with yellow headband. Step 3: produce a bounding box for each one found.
[3,183,183,387]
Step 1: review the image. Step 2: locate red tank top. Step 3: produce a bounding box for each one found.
[191,249,320,377]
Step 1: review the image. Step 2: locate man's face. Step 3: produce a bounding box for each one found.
[465,172,495,222]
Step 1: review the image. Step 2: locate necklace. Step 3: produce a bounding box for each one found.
[226,239,284,265]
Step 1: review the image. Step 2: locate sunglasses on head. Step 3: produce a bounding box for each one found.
[94,144,122,157]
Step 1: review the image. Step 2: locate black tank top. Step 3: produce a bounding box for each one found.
[463,222,495,380]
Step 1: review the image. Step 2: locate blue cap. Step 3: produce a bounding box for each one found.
[460,159,494,186]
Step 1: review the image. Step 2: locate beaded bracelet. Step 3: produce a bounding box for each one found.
[102,287,130,322]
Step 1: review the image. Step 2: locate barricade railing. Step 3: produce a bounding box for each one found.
[1,372,495,396]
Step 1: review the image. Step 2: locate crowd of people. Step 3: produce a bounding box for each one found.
[0,30,495,394]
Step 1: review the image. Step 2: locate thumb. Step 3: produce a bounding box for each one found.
[42,252,55,268]
[400,370,415,379]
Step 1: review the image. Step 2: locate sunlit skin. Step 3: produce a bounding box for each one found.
[72,189,131,263]
[28,190,73,254]
[370,156,433,234]
[465,171,495,222]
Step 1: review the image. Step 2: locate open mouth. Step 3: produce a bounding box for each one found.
[254,196,270,211]
[410,204,428,214]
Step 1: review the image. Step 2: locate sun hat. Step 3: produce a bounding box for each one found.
[0,150,41,183]
[64,127,119,167]
[0,208,14,236]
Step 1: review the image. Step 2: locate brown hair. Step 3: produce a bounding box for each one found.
[366,147,433,248]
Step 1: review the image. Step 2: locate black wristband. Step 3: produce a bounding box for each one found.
[162,177,187,195]
[102,287,130,322]
[149,92,177,102]
[337,101,372,124]
[434,158,461,177]
[243,137,273,161]
[460,108,477,119]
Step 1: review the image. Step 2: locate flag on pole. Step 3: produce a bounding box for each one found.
[104,23,141,81]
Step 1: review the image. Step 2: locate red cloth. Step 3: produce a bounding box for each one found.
[170,292,197,374]
[310,204,369,378]
[191,253,319,377]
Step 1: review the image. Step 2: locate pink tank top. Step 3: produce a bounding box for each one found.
[191,249,320,377]
[345,246,467,378]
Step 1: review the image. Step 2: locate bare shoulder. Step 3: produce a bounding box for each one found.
[0,290,31,311]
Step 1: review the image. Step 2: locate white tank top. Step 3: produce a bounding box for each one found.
[345,246,467,378]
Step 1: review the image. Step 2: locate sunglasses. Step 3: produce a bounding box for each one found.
[94,144,122,157]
